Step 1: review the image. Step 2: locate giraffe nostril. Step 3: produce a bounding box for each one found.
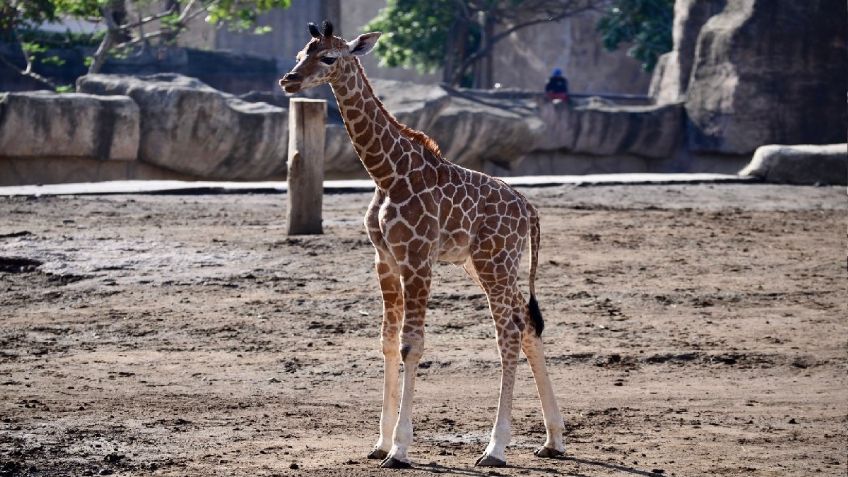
[282,73,301,83]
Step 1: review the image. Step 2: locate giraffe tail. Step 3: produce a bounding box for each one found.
[528,204,544,336]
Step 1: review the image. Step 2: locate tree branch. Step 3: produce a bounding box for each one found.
[88,4,119,74]
[2,33,59,89]
[118,8,177,31]
[177,0,198,23]
[450,1,600,85]
[115,29,169,49]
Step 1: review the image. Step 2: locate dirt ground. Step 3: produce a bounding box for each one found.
[0,184,845,477]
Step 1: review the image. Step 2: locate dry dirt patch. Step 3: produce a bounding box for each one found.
[0,184,845,476]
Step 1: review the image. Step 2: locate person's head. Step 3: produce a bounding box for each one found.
[552,68,563,77]
[278,20,381,94]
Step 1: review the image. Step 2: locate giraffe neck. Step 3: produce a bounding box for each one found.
[330,58,410,189]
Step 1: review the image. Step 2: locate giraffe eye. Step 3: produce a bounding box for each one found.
[320,56,337,65]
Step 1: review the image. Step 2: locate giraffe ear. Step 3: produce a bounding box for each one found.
[347,32,381,56]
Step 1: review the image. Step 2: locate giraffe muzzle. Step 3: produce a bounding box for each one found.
[278,74,302,94]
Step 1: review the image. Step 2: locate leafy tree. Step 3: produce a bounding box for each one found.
[596,0,673,71]
[365,0,601,88]
[1,0,291,88]
[75,0,292,74]
[0,0,63,87]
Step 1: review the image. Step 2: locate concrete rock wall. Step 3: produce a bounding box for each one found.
[0,91,139,161]
[77,74,288,179]
[0,74,687,185]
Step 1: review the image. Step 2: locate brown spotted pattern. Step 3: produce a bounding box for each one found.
[279,26,565,467]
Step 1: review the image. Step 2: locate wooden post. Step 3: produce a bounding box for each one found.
[286,98,326,235]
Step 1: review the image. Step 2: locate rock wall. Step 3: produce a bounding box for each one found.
[0,91,139,161]
[650,0,727,103]
[651,0,847,155]
[77,74,288,180]
[535,101,683,160]
[1,73,689,185]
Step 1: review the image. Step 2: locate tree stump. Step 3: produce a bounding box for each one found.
[286,98,326,235]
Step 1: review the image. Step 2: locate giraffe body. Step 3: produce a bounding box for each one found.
[280,21,565,468]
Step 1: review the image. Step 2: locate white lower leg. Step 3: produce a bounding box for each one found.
[523,334,564,451]
[484,318,520,462]
[483,392,513,460]
[374,354,400,452]
[389,357,418,462]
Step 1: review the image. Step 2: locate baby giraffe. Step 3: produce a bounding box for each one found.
[279,21,565,468]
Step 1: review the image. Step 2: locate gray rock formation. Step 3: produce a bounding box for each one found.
[0,91,139,161]
[77,73,288,179]
[536,100,683,160]
[0,72,697,186]
[739,144,847,185]
[372,79,452,132]
[684,0,847,154]
[342,80,546,170]
[650,0,727,103]
[426,95,543,169]
[324,124,360,177]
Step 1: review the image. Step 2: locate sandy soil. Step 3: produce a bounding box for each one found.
[0,184,845,477]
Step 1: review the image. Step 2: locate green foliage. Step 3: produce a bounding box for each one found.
[364,0,599,87]
[21,40,65,66]
[363,0,468,73]
[4,0,292,78]
[205,0,290,31]
[0,0,58,31]
[51,0,102,19]
[597,0,674,72]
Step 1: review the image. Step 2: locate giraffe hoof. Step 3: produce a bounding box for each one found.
[367,448,388,460]
[380,456,411,469]
[475,454,507,467]
[534,446,564,458]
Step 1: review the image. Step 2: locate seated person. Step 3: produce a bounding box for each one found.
[545,68,569,102]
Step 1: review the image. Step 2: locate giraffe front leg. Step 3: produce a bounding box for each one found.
[476,291,522,467]
[368,253,402,460]
[380,264,430,469]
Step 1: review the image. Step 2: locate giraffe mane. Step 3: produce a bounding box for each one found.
[352,58,443,159]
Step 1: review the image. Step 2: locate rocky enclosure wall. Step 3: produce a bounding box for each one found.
[1,73,693,186]
[651,0,846,155]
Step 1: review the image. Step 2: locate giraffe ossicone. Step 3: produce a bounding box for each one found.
[279,20,566,469]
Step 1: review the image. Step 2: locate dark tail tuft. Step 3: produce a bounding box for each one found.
[528,294,544,336]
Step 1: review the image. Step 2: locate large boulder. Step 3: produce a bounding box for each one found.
[77,73,287,179]
[426,94,544,169]
[684,0,847,154]
[372,79,451,132]
[536,100,684,159]
[739,144,847,185]
[0,91,138,161]
[650,0,727,103]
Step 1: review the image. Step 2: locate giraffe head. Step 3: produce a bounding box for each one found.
[278,20,381,94]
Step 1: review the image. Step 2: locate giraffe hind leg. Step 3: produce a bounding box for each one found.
[476,288,523,467]
[521,322,565,456]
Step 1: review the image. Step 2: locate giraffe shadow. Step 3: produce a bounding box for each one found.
[413,455,663,477]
